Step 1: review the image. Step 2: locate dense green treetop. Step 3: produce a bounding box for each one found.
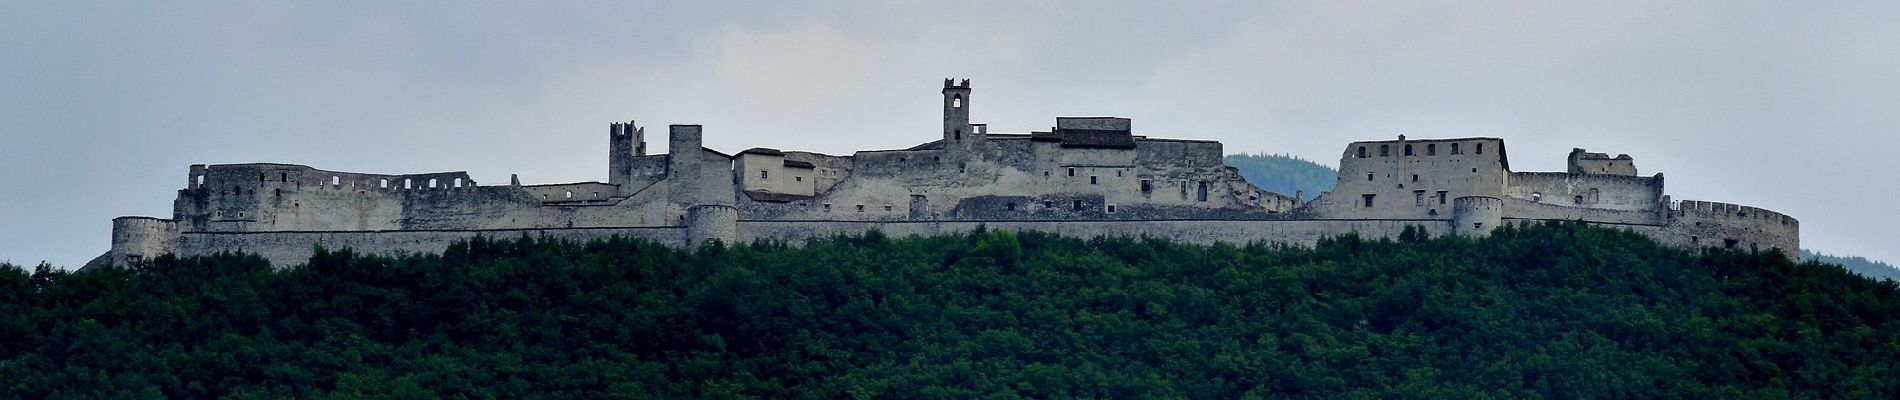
[2,222,1897,398]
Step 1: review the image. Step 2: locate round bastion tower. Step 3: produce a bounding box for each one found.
[685,204,738,247]
[1451,196,1504,236]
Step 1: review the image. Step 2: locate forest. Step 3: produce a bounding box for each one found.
[3,221,1897,398]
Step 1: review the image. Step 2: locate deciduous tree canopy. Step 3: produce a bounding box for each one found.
[2,222,1895,398]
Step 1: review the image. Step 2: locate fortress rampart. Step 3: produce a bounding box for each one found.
[89,80,1799,268]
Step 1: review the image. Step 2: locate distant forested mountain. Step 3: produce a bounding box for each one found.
[1224,153,1336,201]
[1805,250,1900,281]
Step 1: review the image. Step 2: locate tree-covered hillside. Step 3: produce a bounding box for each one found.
[1805,250,1900,282]
[4,222,1899,398]
[1223,153,1336,200]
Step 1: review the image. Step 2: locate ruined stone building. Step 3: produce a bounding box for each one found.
[93,80,1799,267]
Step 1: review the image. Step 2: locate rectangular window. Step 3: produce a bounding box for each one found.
[1044,201,1054,208]
[795,176,803,182]
[760,170,769,179]
[1415,190,1426,206]
[1068,168,1076,177]
[1367,173,1374,181]
[1197,181,1209,202]
[1106,204,1116,213]
[1090,176,1098,185]
[1141,179,1152,194]
[1476,143,1484,154]
[1427,144,1436,155]
[1411,174,1419,183]
[1362,194,1376,207]
[856,205,864,212]
[824,204,832,212]
[1437,191,1447,205]
[1072,200,1084,211]
[1006,202,1016,211]
[1451,143,1461,154]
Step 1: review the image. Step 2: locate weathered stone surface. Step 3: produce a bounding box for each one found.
[89,81,1798,269]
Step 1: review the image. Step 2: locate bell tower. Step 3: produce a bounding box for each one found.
[942,78,980,157]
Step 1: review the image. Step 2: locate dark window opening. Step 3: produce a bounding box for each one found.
[856,205,865,212]
[259,173,265,182]
[1141,179,1152,193]
[761,170,768,179]
[1090,176,1098,185]
[1197,181,1209,202]
[1415,190,1425,206]
[1437,191,1447,205]
[1044,201,1054,208]
[1404,144,1414,156]
[1367,173,1374,181]
[1427,144,1436,155]
[1451,143,1461,154]
[1476,143,1484,154]
[955,130,962,140]
[1068,168,1076,177]
[1106,204,1116,213]
[1357,146,1367,158]
[280,173,287,182]
[1380,145,1390,156]
[1411,174,1419,182]
[884,205,893,211]
[1474,223,1484,230]
[1072,200,1084,211]
[795,176,803,182]
[1362,194,1376,207]
[1006,202,1016,211]
[1723,238,1739,248]
[824,204,832,212]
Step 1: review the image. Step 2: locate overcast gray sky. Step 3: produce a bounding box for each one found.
[3,1,1894,267]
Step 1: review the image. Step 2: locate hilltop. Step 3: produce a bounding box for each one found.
[5,222,1897,398]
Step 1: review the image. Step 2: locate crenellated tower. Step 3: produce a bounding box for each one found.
[942,78,982,158]
[608,120,646,189]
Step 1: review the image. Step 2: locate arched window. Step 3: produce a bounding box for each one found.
[428,178,438,188]
[952,95,963,108]
[404,179,412,189]
[1451,143,1461,154]
[565,190,573,199]
[453,178,463,188]
[380,179,389,188]
[1404,144,1414,156]
[1380,145,1390,156]
[331,176,340,186]
[1477,143,1484,154]
[1357,146,1367,158]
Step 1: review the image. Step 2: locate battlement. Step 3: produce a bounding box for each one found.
[942,78,970,88]
[1672,200,1798,228]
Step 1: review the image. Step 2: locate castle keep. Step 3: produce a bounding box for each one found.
[92,80,1799,267]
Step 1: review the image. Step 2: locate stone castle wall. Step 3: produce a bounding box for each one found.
[92,81,1799,268]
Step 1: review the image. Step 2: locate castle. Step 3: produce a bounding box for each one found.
[91,80,1799,268]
